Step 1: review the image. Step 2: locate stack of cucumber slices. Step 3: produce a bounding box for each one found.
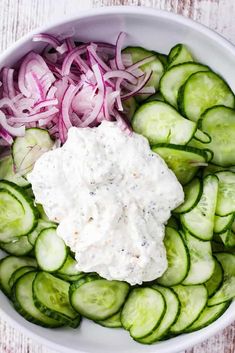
[0,42,235,345]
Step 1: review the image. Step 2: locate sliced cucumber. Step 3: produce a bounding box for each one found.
[9,266,36,289]
[33,271,80,327]
[12,271,62,328]
[70,275,129,321]
[214,214,234,234]
[208,253,235,306]
[194,130,211,144]
[216,171,235,216]
[121,287,166,339]
[174,177,202,214]
[0,155,30,187]
[157,227,189,286]
[160,63,208,107]
[178,71,235,122]
[182,230,215,285]
[0,236,33,256]
[28,219,56,246]
[181,175,219,240]
[12,128,54,176]
[186,302,230,332]
[56,255,82,277]
[122,47,164,100]
[199,106,235,166]
[155,52,168,69]
[168,44,193,68]
[0,256,37,296]
[170,285,207,334]
[132,101,196,146]
[205,258,224,297]
[0,180,38,243]
[152,144,207,185]
[138,286,180,343]
[97,311,122,329]
[166,215,179,230]
[35,228,67,272]
[122,97,137,121]
[145,92,165,103]
[219,229,235,248]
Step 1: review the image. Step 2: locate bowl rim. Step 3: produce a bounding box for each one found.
[0,5,234,353]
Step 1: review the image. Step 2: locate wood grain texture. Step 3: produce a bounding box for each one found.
[0,0,234,352]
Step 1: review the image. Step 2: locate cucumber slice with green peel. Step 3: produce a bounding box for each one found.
[168,44,193,68]
[13,271,63,328]
[56,273,85,282]
[36,204,51,222]
[57,255,82,277]
[121,287,166,339]
[122,97,137,121]
[160,63,209,108]
[0,256,37,296]
[157,227,189,286]
[152,144,207,185]
[203,165,235,178]
[122,47,164,101]
[155,52,168,69]
[33,271,80,327]
[9,266,36,289]
[70,275,129,321]
[12,128,54,176]
[145,92,165,103]
[186,302,230,332]
[132,101,197,146]
[178,71,235,122]
[182,231,215,285]
[166,216,179,230]
[216,171,235,216]
[214,214,235,234]
[0,236,33,256]
[0,155,30,187]
[181,175,219,240]
[28,219,56,246]
[219,229,235,248]
[194,130,211,144]
[208,253,235,306]
[35,228,67,272]
[0,180,38,243]
[174,177,202,214]
[138,286,180,343]
[170,285,207,334]
[199,106,235,167]
[205,258,224,297]
[97,311,122,328]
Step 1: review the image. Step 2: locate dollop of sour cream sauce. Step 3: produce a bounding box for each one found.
[28,121,184,285]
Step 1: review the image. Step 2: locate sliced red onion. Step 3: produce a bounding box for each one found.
[0,128,13,144]
[61,46,87,76]
[33,33,61,47]
[115,32,126,70]
[0,111,25,137]
[87,45,111,73]
[2,68,16,99]
[104,70,137,84]
[8,107,59,124]
[80,64,104,127]
[127,55,155,72]
[61,84,81,129]
[121,71,153,100]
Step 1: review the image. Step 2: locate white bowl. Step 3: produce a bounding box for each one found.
[0,6,234,353]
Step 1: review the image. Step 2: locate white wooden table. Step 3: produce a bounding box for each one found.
[0,0,234,352]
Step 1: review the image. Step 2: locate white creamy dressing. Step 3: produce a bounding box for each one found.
[28,121,184,285]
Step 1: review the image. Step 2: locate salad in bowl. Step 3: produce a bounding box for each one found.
[0,7,234,353]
